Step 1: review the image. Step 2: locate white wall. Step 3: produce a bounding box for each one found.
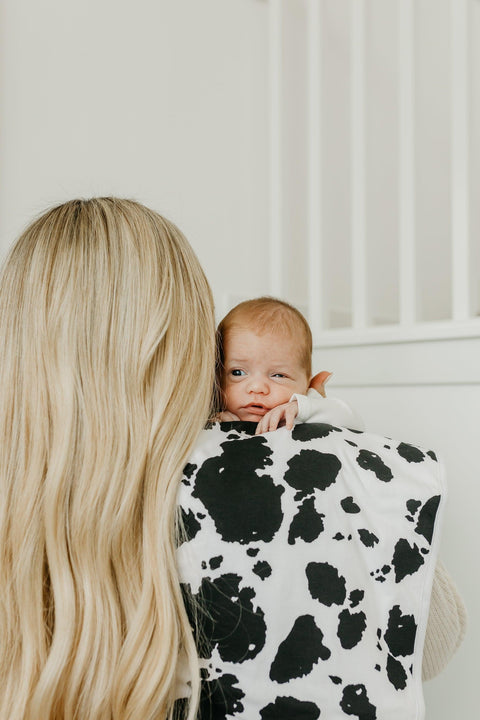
[0,1,478,718]
[0,0,270,315]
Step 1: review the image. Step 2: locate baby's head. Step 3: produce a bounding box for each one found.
[216,297,312,422]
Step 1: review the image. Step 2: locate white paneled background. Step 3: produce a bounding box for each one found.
[0,1,478,718]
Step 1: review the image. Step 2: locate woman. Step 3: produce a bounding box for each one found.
[0,198,464,720]
[0,198,214,720]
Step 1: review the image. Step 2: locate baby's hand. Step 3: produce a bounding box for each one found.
[216,411,240,422]
[309,370,332,398]
[255,400,299,435]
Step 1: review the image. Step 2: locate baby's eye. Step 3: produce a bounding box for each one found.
[231,369,246,377]
[272,373,286,378]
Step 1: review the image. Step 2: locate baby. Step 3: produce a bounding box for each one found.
[215,297,363,434]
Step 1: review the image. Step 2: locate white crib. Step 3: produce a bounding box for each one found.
[265,0,480,345]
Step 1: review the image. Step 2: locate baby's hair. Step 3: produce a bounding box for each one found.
[215,297,312,411]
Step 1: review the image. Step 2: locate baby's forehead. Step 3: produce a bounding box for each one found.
[225,323,296,344]
[224,325,305,364]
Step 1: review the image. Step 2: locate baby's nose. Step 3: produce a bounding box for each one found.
[248,376,270,394]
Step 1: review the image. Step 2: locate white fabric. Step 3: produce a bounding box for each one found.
[177,422,446,719]
[291,390,365,431]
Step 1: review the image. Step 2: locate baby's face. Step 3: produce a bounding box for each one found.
[222,328,310,422]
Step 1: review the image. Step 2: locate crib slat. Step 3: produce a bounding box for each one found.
[269,0,283,297]
[451,0,470,321]
[351,0,367,329]
[398,0,416,326]
[307,0,322,338]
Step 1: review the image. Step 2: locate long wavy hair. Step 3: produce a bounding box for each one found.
[0,198,215,719]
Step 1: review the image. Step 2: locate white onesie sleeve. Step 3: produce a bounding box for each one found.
[290,389,365,431]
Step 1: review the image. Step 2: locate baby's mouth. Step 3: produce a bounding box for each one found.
[244,403,268,416]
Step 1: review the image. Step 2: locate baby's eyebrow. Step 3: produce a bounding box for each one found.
[224,359,250,367]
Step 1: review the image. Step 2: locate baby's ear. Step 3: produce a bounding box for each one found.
[309,371,332,398]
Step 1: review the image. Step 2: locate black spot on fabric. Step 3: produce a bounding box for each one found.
[375,664,381,671]
[415,495,440,544]
[269,615,331,683]
[260,696,320,720]
[284,450,341,498]
[392,539,424,582]
[384,445,391,449]
[199,673,245,719]
[358,529,379,548]
[349,429,364,434]
[292,423,337,441]
[227,433,239,439]
[197,512,206,519]
[193,436,284,543]
[337,609,367,649]
[427,450,437,462]
[340,684,377,719]
[406,499,422,515]
[201,561,207,569]
[341,496,361,513]
[180,508,201,543]
[219,420,257,434]
[384,605,417,657]
[330,675,342,685]
[397,442,425,463]
[193,574,266,662]
[349,589,364,608]
[334,532,345,540]
[421,548,429,555]
[346,440,358,447]
[253,560,272,580]
[357,450,393,482]
[386,654,408,690]
[406,515,414,523]
[247,547,259,557]
[306,562,347,606]
[183,463,197,479]
[288,497,325,544]
[209,555,223,570]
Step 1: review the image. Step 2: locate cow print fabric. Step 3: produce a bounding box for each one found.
[176,422,445,719]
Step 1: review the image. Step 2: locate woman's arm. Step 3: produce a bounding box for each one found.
[422,561,467,680]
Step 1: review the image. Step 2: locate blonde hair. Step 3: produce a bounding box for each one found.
[215,297,312,410]
[0,198,215,720]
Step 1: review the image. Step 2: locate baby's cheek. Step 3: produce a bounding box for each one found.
[276,387,295,405]
[223,384,238,408]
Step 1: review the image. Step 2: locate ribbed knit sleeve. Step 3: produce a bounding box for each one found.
[422,561,467,680]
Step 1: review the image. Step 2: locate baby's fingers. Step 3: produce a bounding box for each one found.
[256,408,281,435]
[256,410,274,435]
[256,401,300,434]
[284,402,299,430]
